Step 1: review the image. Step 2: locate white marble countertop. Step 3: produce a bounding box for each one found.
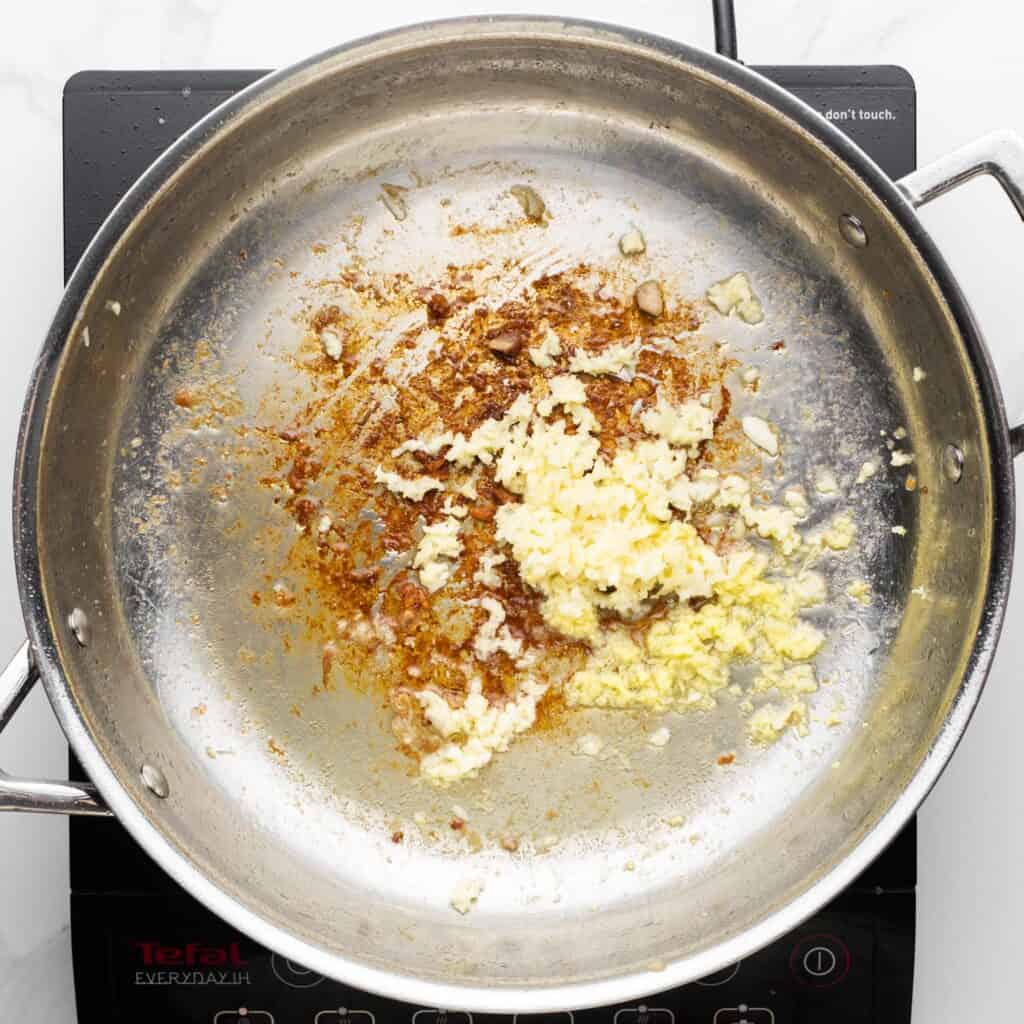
[1,1,1022,1020]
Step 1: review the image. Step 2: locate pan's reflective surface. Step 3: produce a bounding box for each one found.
[17,18,1010,1011]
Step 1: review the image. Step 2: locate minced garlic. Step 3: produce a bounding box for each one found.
[747,700,808,743]
[566,549,824,711]
[473,550,506,588]
[648,726,671,747]
[618,228,646,256]
[449,877,484,914]
[814,468,839,495]
[706,272,764,324]
[413,516,463,592]
[568,339,640,377]
[529,325,563,369]
[473,597,523,661]
[493,431,723,639]
[374,467,443,501]
[373,344,853,778]
[390,380,827,729]
[783,488,809,518]
[639,396,715,448]
[742,415,778,455]
[319,326,343,360]
[416,677,546,782]
[715,475,802,555]
[816,513,857,551]
[575,733,605,757]
[856,459,878,485]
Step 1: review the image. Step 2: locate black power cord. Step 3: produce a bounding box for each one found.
[712,0,739,60]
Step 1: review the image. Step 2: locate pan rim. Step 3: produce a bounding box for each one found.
[14,14,1015,1012]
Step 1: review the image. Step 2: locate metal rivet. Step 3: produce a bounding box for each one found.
[67,608,90,647]
[140,764,169,799]
[943,443,964,482]
[839,213,868,248]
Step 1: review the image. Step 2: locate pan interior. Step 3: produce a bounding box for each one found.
[33,23,994,1001]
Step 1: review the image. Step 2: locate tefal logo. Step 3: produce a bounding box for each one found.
[134,942,248,968]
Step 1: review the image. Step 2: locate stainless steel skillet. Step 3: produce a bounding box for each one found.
[2,14,1023,1013]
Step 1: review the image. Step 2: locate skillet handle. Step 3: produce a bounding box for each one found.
[897,130,1024,455]
[0,641,111,815]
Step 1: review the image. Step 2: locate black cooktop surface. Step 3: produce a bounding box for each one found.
[64,65,917,1024]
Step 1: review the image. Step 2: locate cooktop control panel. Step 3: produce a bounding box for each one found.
[71,890,912,1024]
[64,65,916,1024]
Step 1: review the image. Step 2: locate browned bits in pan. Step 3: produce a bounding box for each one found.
[426,292,452,323]
[714,385,732,429]
[483,482,516,506]
[311,304,342,333]
[414,452,447,473]
[397,579,428,611]
[486,333,523,357]
[291,497,318,528]
[469,501,497,521]
[390,689,442,756]
[717,753,736,766]
[286,455,322,494]
[349,565,380,583]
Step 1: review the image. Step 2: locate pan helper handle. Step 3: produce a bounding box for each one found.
[897,130,1024,217]
[0,641,111,815]
[898,131,1024,454]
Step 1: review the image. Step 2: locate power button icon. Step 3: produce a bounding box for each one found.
[789,934,851,988]
[803,946,837,977]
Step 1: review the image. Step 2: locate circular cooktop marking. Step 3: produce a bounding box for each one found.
[270,952,325,988]
[695,961,741,986]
